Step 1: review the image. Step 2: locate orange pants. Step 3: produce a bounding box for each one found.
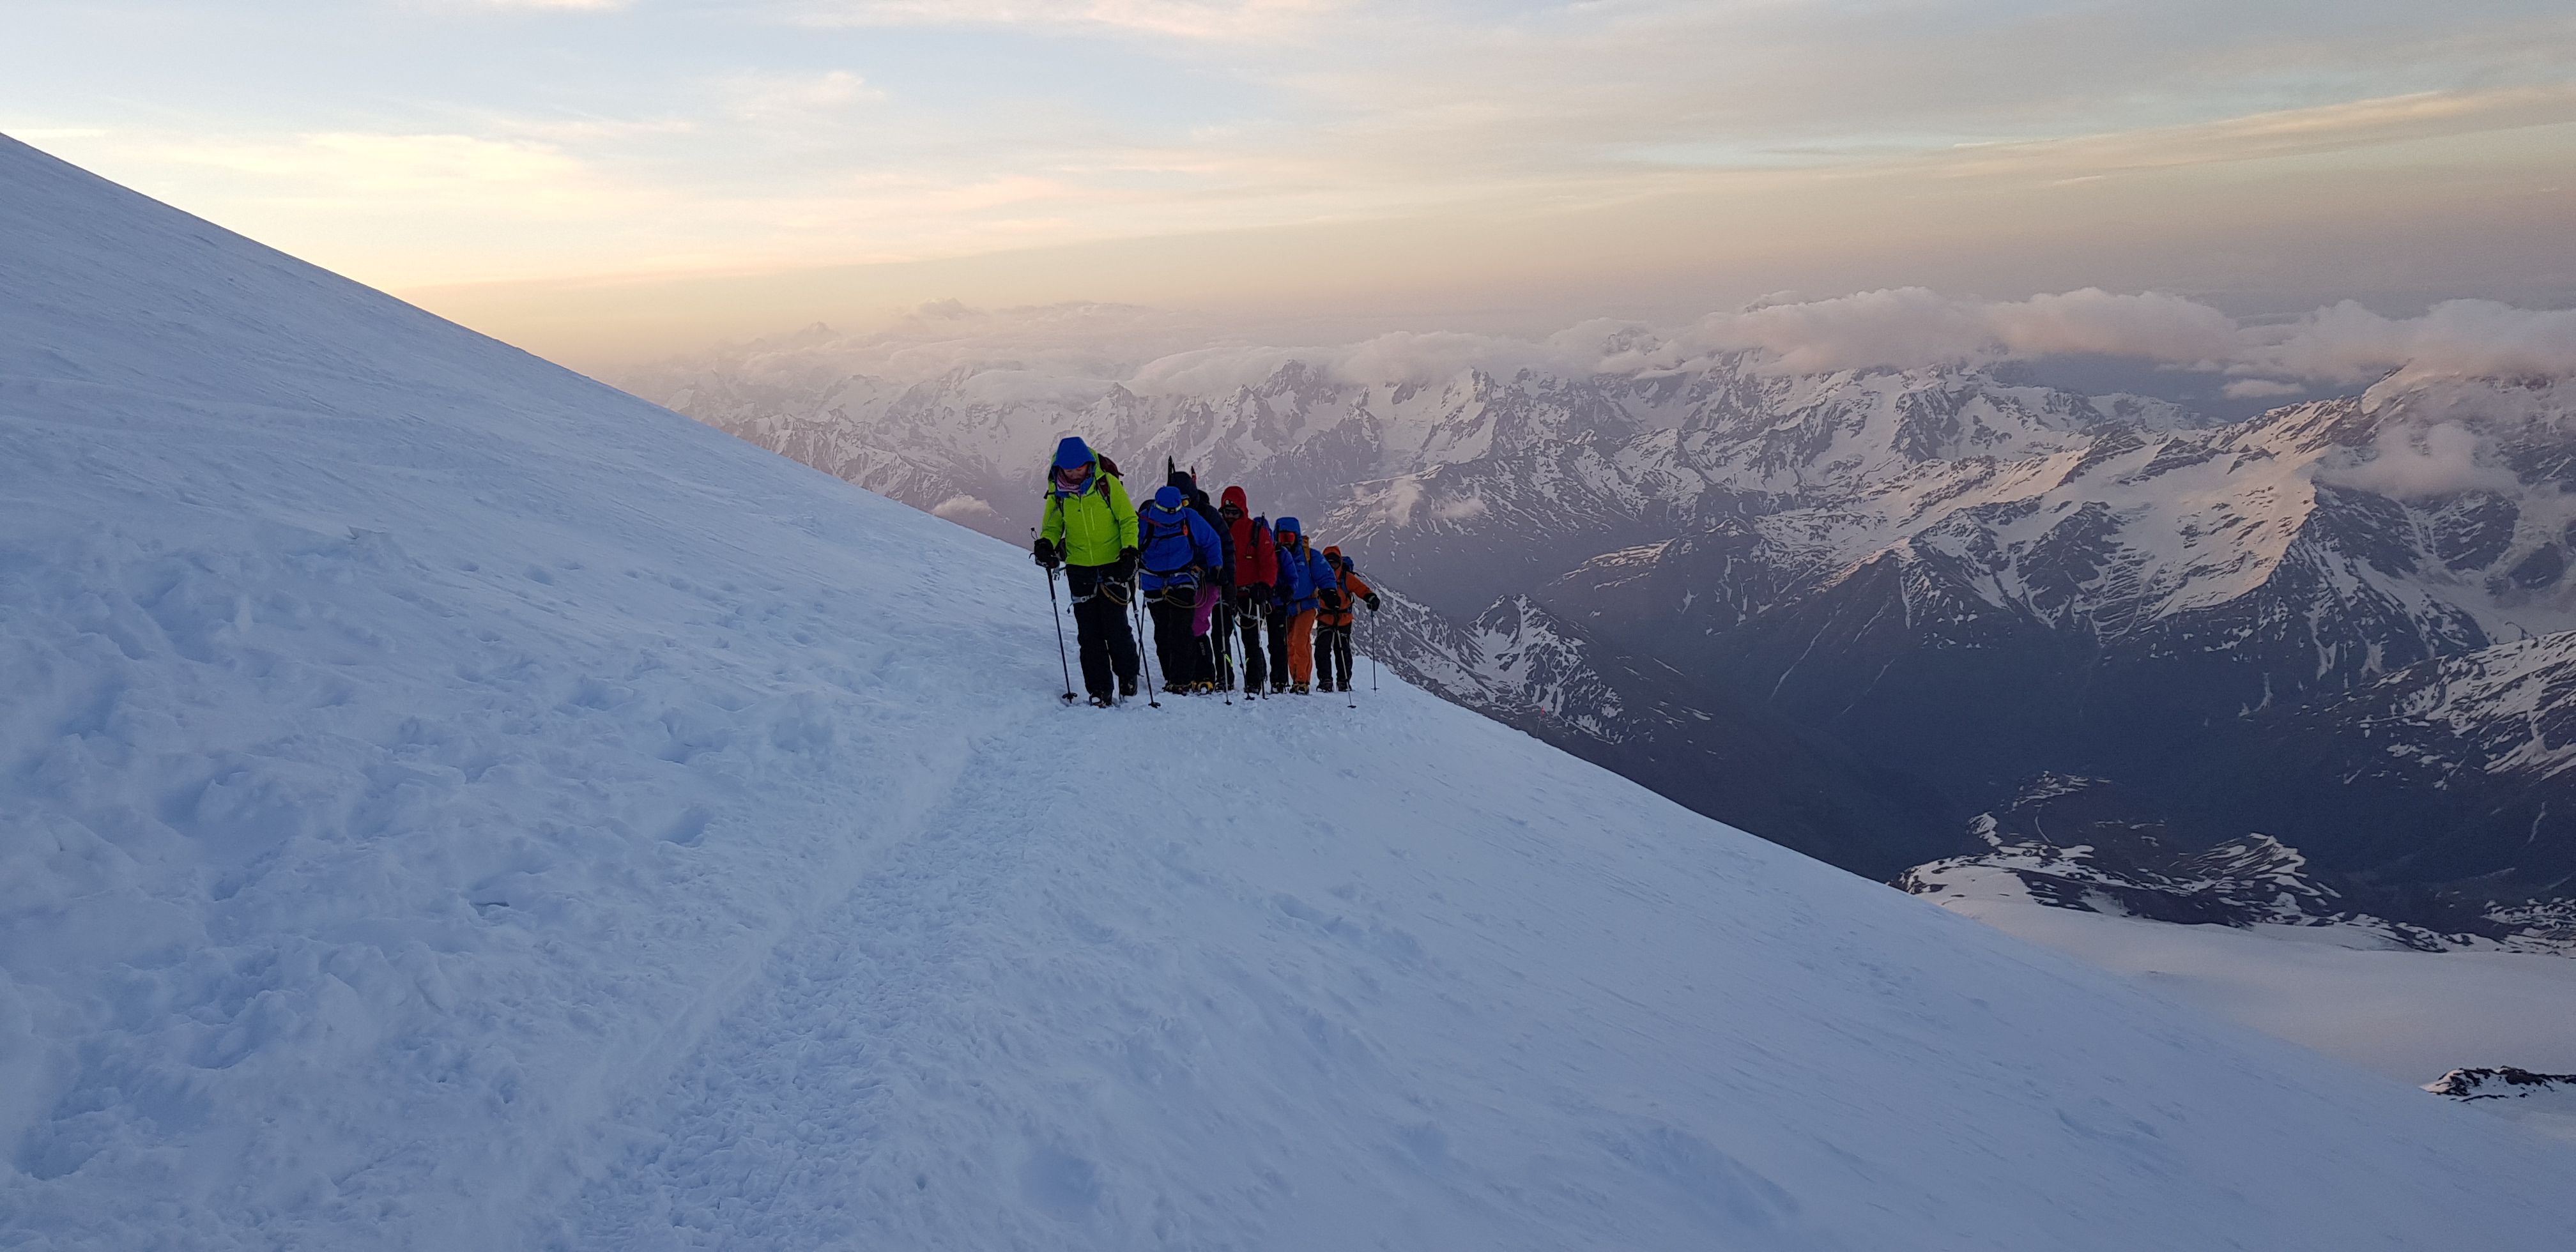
[1285,609,1318,685]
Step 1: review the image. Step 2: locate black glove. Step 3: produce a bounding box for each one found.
[1364,593,1381,612]
[1033,538,1059,569]
[1321,589,1344,611]
[1112,547,1137,582]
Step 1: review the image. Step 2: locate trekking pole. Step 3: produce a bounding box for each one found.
[1219,593,1235,706]
[1346,626,1358,709]
[1132,586,1162,708]
[1036,529,1075,704]
[1369,613,1380,692]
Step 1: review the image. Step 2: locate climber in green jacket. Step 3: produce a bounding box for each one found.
[1034,436,1142,705]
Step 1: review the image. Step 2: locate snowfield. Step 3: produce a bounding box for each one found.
[4,134,2576,1249]
[1936,894,2576,1083]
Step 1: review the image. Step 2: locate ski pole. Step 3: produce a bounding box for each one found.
[1036,529,1075,704]
[1369,612,1379,692]
[1133,583,1161,708]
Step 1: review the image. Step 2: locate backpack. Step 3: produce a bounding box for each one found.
[1138,505,1199,575]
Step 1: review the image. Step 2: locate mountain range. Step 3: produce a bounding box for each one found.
[622,313,2576,920]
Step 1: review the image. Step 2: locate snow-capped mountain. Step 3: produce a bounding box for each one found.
[24,133,2576,1249]
[1369,591,1945,873]
[630,318,2576,911]
[2196,630,2576,897]
[1895,776,2570,953]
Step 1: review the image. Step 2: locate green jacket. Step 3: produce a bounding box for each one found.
[1040,462,1138,567]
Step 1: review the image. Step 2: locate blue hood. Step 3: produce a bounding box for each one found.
[1051,436,1093,471]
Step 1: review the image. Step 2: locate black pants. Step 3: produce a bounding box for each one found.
[1066,564,1139,699]
[1318,622,1354,690]
[1148,592,1197,688]
[1234,595,1267,692]
[1264,602,1291,691]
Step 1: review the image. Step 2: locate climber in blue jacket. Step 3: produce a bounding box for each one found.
[1137,484,1223,694]
[1271,517,1339,692]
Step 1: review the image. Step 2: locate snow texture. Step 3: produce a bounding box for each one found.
[4,134,2576,1250]
[1938,898,2576,1086]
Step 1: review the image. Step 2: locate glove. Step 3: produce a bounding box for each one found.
[1033,538,1059,569]
[1112,547,1137,582]
[1321,589,1344,611]
[1364,593,1381,612]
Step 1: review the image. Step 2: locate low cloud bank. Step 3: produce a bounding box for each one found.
[1673,287,2239,374]
[687,291,2576,400]
[2245,300,2576,386]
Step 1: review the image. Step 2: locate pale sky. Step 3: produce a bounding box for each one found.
[6,1,2574,372]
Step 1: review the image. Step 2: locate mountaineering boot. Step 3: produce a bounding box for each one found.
[1120,675,1138,698]
[1089,693,1116,708]
[1292,682,1311,695]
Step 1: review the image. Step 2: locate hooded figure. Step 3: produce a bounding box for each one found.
[1271,517,1340,693]
[1314,545,1378,692]
[1034,436,1141,705]
[1167,466,1234,688]
[1220,486,1276,694]
[1137,483,1223,694]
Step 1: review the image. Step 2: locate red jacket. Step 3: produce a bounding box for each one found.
[1220,486,1278,590]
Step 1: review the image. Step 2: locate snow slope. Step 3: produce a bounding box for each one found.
[1933,896,2576,1084]
[5,134,2576,1249]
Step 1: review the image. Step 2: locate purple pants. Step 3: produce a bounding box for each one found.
[1192,581,1218,636]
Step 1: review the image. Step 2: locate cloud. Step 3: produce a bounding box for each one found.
[2221,378,2308,399]
[649,289,2576,428]
[929,494,1001,523]
[169,132,586,191]
[791,0,1344,40]
[1988,289,2238,362]
[1672,287,2237,374]
[721,70,885,121]
[2317,422,2520,498]
[2245,300,2576,385]
[1649,289,2576,382]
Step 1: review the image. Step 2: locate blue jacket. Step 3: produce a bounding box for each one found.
[1299,547,1339,613]
[1137,486,1222,593]
[1271,517,1340,612]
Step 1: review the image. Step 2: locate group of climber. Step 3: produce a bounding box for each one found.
[1032,436,1379,708]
